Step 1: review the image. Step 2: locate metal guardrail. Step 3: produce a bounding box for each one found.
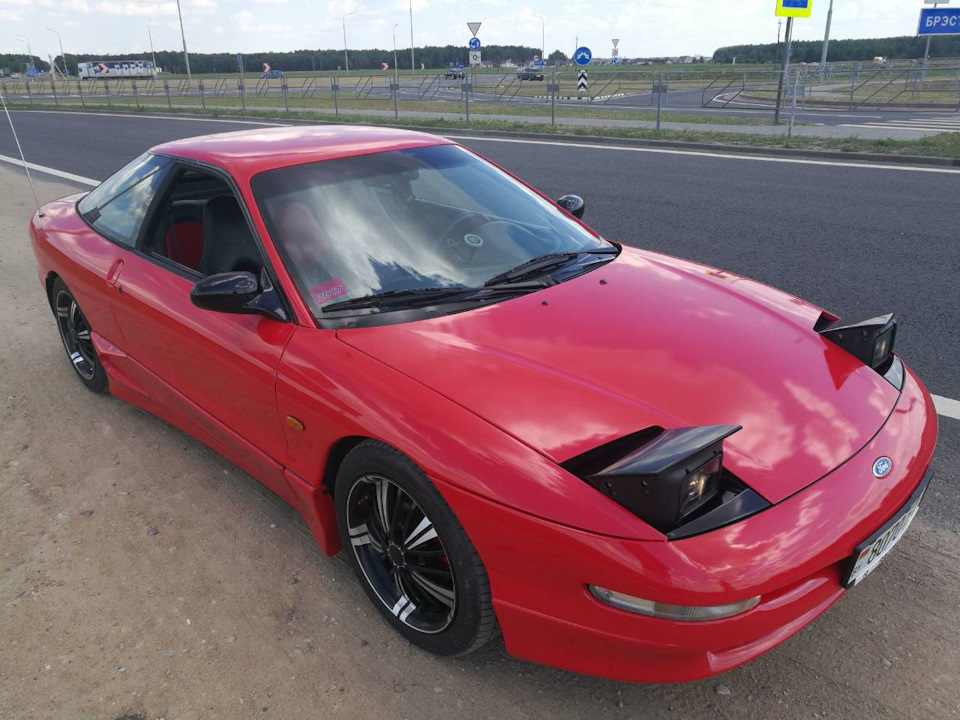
[3,65,959,123]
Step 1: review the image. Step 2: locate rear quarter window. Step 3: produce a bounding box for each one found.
[78,153,171,246]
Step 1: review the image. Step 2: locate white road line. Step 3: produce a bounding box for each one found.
[933,395,960,421]
[445,135,960,174]
[839,124,959,133]
[0,153,98,186]
[10,109,290,127]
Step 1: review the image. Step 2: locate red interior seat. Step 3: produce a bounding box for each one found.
[165,221,204,271]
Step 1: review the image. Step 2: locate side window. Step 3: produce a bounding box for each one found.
[79,153,171,246]
[141,166,263,278]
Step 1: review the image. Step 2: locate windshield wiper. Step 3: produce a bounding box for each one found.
[484,248,618,287]
[321,282,546,314]
[322,287,470,313]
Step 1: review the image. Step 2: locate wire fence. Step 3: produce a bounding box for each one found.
[2,63,959,129]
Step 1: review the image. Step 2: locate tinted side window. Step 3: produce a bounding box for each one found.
[78,153,171,246]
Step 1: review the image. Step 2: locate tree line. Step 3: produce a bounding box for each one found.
[713,35,960,64]
[2,45,547,75]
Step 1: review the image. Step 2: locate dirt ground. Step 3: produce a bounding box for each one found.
[1,167,959,720]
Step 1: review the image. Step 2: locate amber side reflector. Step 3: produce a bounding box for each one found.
[285,416,305,432]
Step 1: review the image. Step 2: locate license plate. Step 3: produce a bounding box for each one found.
[843,470,931,589]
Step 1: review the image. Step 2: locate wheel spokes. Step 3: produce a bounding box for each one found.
[404,515,438,550]
[375,477,393,536]
[406,568,455,608]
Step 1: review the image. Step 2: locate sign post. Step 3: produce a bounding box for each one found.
[919,4,958,78]
[611,39,619,66]
[574,46,591,96]
[773,0,812,124]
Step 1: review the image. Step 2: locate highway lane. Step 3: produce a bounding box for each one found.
[3,109,958,403]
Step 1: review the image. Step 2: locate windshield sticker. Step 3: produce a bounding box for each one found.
[312,279,346,305]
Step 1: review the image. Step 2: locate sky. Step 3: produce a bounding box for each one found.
[0,0,934,62]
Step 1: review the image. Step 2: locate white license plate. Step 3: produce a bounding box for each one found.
[844,485,926,588]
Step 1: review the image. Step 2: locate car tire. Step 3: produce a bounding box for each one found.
[335,439,497,656]
[51,278,108,394]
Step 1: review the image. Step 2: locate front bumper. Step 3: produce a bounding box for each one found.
[437,361,938,683]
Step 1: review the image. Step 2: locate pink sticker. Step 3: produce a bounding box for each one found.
[312,278,346,304]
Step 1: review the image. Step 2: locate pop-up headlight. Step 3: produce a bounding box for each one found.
[818,312,897,371]
[569,425,742,534]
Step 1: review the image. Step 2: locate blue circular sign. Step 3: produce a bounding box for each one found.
[574,47,592,66]
[469,37,481,51]
[872,457,893,479]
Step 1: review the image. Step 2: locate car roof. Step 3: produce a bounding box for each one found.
[150,125,453,180]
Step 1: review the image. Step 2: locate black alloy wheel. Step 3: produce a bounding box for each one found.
[336,440,496,656]
[347,473,457,634]
[52,278,108,393]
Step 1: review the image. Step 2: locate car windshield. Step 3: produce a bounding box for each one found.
[251,144,611,318]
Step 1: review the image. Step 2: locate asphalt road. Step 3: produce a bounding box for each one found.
[1,109,959,719]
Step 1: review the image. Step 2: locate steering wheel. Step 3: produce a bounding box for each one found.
[436,211,557,264]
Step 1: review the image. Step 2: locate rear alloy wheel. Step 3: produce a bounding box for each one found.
[52,279,108,393]
[336,441,496,656]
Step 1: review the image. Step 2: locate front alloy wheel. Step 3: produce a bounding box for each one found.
[347,474,457,634]
[336,440,496,656]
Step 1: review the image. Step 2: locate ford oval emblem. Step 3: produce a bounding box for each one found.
[872,457,893,479]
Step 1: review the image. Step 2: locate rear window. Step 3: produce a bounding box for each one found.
[78,153,171,246]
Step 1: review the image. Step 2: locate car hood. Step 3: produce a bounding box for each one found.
[338,248,900,504]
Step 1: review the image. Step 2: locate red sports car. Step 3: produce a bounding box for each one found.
[28,126,937,683]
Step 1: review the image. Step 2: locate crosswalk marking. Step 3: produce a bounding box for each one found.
[841,115,960,133]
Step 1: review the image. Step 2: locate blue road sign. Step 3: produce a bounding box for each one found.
[469,37,481,50]
[574,47,592,66]
[456,60,464,69]
[918,8,960,35]
[611,58,618,65]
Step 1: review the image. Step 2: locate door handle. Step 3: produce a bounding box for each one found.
[107,259,124,291]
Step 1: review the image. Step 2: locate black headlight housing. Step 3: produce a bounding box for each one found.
[817,312,897,371]
[562,425,769,538]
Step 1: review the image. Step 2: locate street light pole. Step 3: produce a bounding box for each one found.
[147,21,158,75]
[174,0,192,84]
[409,0,416,75]
[532,14,545,65]
[393,24,400,84]
[16,35,33,71]
[46,28,67,78]
[819,0,834,82]
[343,12,357,73]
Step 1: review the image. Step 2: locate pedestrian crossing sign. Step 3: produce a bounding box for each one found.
[776,0,812,18]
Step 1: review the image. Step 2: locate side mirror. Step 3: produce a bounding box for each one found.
[557,194,585,220]
[191,271,260,314]
[191,270,288,321]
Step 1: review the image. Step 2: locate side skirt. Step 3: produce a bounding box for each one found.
[91,331,340,555]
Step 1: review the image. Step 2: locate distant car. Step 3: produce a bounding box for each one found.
[261,70,285,80]
[444,68,465,79]
[516,67,544,81]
